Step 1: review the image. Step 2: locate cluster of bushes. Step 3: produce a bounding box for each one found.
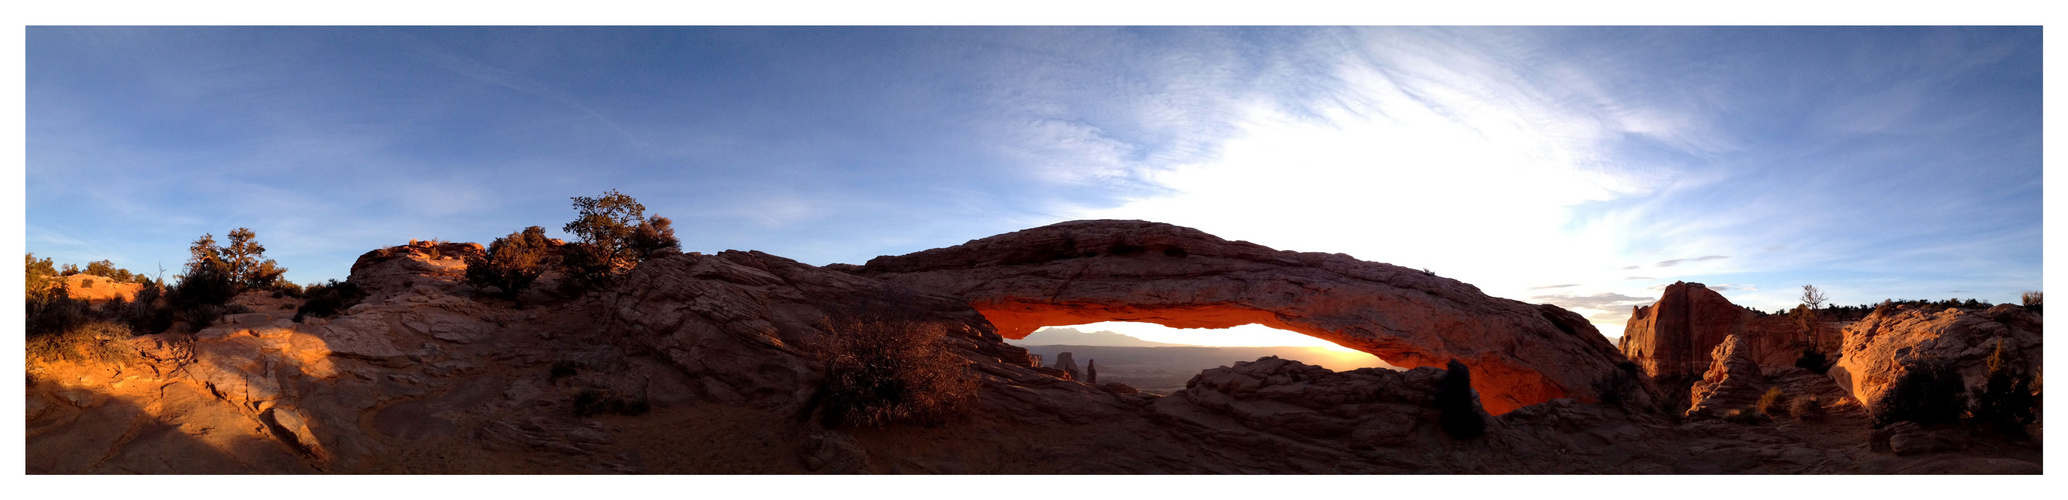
[463,189,680,299]
[806,316,978,428]
[24,227,303,357]
[1869,358,1968,428]
[292,279,366,322]
[1865,348,2036,438]
[1788,298,2008,321]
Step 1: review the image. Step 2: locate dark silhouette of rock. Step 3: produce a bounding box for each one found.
[1054,352,1081,381]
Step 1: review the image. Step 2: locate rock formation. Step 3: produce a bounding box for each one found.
[25,222,2042,474]
[840,220,1654,414]
[61,273,144,304]
[1685,335,1769,418]
[1054,352,1081,381]
[1621,281,1804,383]
[1829,304,2043,415]
[1086,359,1097,384]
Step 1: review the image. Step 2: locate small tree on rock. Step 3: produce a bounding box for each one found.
[466,226,556,301]
[561,189,680,285]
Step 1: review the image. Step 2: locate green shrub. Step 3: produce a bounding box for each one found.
[25,282,90,339]
[294,279,365,322]
[1434,359,1486,438]
[809,317,978,428]
[560,190,679,286]
[465,226,556,301]
[1870,357,1968,428]
[1974,341,2037,437]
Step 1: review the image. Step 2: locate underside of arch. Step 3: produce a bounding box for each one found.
[844,220,1658,416]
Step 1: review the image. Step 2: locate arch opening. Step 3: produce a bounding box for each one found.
[972,298,1567,414]
[1007,321,1399,395]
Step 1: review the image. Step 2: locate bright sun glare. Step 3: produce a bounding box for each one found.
[1042,322,1364,352]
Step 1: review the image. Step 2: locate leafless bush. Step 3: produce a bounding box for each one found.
[810,317,978,428]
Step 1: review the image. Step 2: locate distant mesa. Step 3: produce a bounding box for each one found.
[1015,327,1192,347]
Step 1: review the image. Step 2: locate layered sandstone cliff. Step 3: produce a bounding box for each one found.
[1621,281,1804,382]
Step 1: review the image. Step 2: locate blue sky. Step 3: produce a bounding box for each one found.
[25,27,2043,341]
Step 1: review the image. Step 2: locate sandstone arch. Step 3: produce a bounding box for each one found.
[842,220,1654,414]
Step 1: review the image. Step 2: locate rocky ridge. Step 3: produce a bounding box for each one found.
[24,221,2042,474]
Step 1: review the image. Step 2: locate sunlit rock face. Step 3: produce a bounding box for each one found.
[1684,334,1768,418]
[1829,304,2043,413]
[61,273,145,303]
[840,219,1655,414]
[1620,282,1803,384]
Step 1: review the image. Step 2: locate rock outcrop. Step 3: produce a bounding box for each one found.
[26,225,2042,474]
[61,273,144,304]
[1621,281,1804,382]
[842,220,1654,414]
[1685,335,1769,418]
[1054,352,1081,381]
[1829,304,2043,414]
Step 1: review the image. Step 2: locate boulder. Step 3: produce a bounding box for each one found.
[1829,304,2042,415]
[844,220,1651,414]
[605,250,999,410]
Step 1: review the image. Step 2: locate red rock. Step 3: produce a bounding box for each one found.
[1829,304,2043,414]
[1684,335,1768,418]
[846,220,1652,414]
[1621,281,1805,382]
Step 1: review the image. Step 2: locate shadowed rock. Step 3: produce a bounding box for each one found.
[1830,304,2043,413]
[842,219,1653,414]
[1621,281,1804,383]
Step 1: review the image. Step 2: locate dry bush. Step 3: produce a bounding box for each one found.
[1975,342,2037,437]
[27,321,138,365]
[1791,395,1825,421]
[810,317,978,428]
[1723,406,1770,425]
[465,226,555,301]
[1756,387,1788,417]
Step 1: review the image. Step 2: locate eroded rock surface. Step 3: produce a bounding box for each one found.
[25,228,2042,474]
[1686,335,1769,418]
[1829,304,2043,414]
[841,220,1653,414]
[1621,281,1804,382]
